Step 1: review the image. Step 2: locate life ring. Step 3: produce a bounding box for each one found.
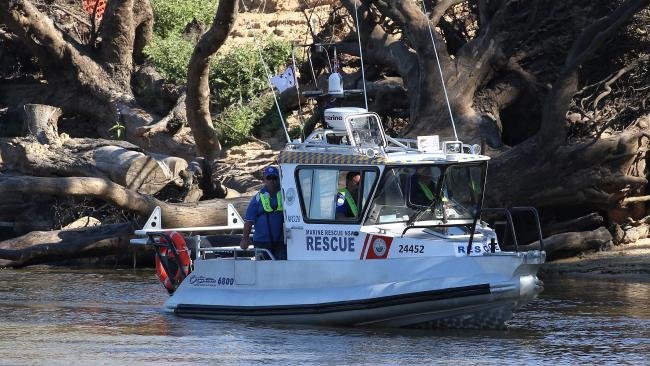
[155,231,192,294]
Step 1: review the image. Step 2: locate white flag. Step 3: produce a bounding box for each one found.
[270,66,296,93]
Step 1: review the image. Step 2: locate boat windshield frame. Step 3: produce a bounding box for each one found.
[363,162,487,228]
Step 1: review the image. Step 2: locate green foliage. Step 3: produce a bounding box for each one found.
[216,94,276,146]
[145,0,210,83]
[150,0,218,38]
[145,0,292,146]
[108,121,125,139]
[210,38,293,146]
[210,38,292,108]
[288,125,303,140]
[143,33,194,82]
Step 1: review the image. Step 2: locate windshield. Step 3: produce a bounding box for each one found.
[364,163,486,225]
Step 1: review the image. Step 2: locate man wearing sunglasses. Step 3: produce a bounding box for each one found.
[240,166,286,260]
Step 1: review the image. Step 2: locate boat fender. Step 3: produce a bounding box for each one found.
[155,231,192,294]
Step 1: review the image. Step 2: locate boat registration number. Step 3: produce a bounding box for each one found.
[217,277,234,285]
[397,244,424,254]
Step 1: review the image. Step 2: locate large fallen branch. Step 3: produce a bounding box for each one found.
[0,223,135,268]
[0,175,250,228]
[521,226,613,260]
[544,213,605,237]
[0,137,187,195]
[1,103,190,195]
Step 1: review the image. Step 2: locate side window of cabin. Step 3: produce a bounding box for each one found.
[297,168,377,222]
[298,169,338,220]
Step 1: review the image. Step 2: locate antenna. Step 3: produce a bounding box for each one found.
[421,1,458,141]
[353,0,369,110]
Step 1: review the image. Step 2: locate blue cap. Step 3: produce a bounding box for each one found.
[263,166,279,178]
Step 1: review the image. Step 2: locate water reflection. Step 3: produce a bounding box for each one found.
[0,268,648,365]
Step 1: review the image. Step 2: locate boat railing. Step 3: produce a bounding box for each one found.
[509,207,544,252]
[195,240,276,260]
[385,136,418,150]
[135,231,277,263]
[480,207,544,252]
[130,204,280,260]
[287,128,388,157]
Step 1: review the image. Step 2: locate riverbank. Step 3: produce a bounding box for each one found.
[540,239,650,280]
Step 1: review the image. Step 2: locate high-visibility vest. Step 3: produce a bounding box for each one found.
[471,178,480,194]
[417,181,448,202]
[417,181,434,201]
[259,191,283,213]
[338,188,358,217]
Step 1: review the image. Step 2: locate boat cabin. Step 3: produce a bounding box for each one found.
[277,107,494,260]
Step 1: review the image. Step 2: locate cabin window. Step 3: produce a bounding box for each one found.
[365,163,486,225]
[296,167,378,222]
[443,165,484,218]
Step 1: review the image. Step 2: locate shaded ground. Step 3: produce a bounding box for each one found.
[540,239,650,280]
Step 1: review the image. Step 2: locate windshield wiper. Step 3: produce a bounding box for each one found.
[405,202,432,227]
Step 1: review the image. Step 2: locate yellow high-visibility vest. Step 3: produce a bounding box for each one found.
[260,191,283,212]
[417,181,434,201]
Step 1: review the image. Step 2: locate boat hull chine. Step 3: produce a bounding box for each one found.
[170,287,524,329]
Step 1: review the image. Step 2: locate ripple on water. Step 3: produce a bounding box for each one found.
[0,268,648,366]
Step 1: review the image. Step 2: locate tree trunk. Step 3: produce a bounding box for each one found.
[0,0,197,159]
[544,213,605,237]
[186,0,238,160]
[0,136,187,195]
[486,130,648,211]
[22,103,61,144]
[93,146,187,194]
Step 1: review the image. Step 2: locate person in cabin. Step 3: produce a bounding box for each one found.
[336,171,361,219]
[240,166,286,260]
[409,167,438,207]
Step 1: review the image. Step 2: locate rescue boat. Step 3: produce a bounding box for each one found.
[132,107,545,329]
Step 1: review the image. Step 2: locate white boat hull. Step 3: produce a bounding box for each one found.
[163,252,544,329]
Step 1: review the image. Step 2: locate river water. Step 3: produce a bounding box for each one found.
[0,268,648,366]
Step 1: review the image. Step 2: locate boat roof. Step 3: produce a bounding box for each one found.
[280,107,489,167]
[278,148,489,166]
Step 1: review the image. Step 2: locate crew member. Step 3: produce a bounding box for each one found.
[410,167,437,207]
[336,171,361,218]
[240,166,286,260]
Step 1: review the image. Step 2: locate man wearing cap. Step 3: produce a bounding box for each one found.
[240,166,286,260]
